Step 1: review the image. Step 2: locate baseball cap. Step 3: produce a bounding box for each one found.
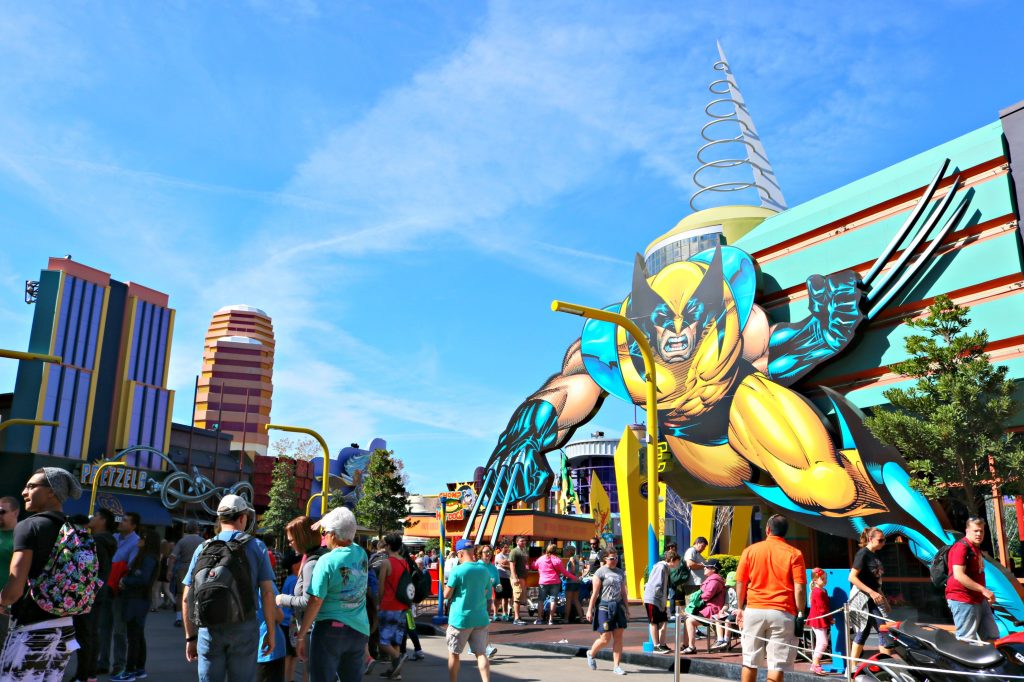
[217,494,253,515]
[455,539,475,552]
[725,571,737,587]
[703,558,721,570]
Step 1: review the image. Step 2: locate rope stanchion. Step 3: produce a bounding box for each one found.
[673,604,682,682]
[843,604,852,682]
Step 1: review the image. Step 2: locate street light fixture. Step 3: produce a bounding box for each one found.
[551,300,661,576]
[89,455,128,516]
[266,424,331,517]
[0,350,62,364]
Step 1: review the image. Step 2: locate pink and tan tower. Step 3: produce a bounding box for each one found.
[194,305,274,459]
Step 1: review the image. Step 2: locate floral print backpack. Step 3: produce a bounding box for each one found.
[28,518,103,616]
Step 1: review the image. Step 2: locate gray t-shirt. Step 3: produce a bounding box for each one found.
[643,560,670,606]
[684,546,706,585]
[172,533,204,578]
[594,566,626,603]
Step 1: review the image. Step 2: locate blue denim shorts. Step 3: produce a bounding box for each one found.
[948,599,999,641]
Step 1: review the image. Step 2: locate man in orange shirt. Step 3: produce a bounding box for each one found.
[735,514,806,682]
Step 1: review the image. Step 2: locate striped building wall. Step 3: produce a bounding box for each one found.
[113,284,176,468]
[194,305,274,458]
[734,113,1024,421]
[7,258,175,465]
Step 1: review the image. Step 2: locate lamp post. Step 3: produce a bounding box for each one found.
[551,301,661,603]
[0,350,62,363]
[0,419,59,434]
[266,424,331,517]
[89,455,128,516]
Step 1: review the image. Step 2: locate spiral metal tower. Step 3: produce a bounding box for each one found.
[690,42,786,212]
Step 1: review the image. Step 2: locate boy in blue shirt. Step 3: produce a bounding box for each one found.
[444,539,492,682]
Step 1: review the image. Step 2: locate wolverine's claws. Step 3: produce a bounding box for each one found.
[488,461,524,547]
[865,173,960,304]
[472,465,508,545]
[463,467,496,540]
[864,171,963,315]
[867,195,969,319]
[862,159,949,289]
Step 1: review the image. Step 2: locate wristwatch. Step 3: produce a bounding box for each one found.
[185,636,198,643]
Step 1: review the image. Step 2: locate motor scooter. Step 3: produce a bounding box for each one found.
[854,607,1024,681]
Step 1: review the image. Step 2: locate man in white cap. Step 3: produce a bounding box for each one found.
[181,493,276,682]
[0,467,88,679]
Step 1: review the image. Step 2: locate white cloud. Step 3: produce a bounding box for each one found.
[0,1,970,492]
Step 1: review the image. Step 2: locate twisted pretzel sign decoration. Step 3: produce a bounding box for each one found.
[108,445,256,530]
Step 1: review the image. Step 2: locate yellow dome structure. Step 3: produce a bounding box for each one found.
[643,205,777,275]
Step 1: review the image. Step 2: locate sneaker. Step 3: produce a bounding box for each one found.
[385,654,407,678]
[709,639,728,651]
[110,673,136,682]
[408,650,424,661]
[586,651,597,670]
[534,619,544,625]
[486,644,497,659]
[133,671,148,680]
[513,619,526,625]
[365,657,377,675]
[654,644,672,654]
[613,666,626,676]
[810,664,826,676]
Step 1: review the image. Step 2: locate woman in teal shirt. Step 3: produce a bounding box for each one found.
[296,507,369,682]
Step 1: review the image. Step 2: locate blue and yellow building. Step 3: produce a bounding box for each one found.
[2,257,175,510]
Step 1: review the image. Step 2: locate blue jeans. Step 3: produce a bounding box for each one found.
[948,599,999,641]
[198,620,260,682]
[309,620,368,682]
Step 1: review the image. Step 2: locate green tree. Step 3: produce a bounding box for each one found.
[262,458,301,542]
[354,449,412,537]
[864,295,1024,518]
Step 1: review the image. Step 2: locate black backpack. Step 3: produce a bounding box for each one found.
[394,563,415,607]
[412,569,432,603]
[188,534,256,627]
[930,538,974,589]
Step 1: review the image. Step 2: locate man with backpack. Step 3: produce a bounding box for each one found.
[181,494,276,681]
[377,533,413,680]
[0,468,99,679]
[946,517,998,641]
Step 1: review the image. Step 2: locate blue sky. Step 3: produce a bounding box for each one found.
[1,1,1022,495]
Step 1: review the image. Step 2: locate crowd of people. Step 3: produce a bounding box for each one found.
[0,464,1006,682]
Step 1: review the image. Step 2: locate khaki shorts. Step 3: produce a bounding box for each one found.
[741,608,796,671]
[446,625,489,656]
[511,581,526,605]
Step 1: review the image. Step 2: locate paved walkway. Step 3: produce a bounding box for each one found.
[393,635,723,682]
[64,608,723,682]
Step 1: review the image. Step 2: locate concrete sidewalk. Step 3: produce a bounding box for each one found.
[63,608,725,682]
[398,635,724,682]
